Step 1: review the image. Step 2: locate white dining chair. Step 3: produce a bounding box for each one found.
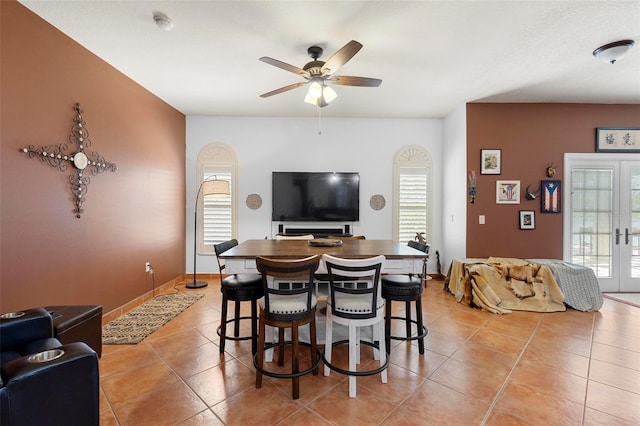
[321,253,387,398]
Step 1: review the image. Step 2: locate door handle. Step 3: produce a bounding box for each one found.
[615,228,621,245]
[626,228,630,245]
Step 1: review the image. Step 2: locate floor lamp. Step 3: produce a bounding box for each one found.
[187,176,230,289]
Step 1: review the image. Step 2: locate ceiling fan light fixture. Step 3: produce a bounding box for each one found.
[153,13,173,31]
[304,85,337,107]
[316,95,329,108]
[260,40,380,108]
[323,86,337,103]
[308,80,323,99]
[304,93,317,105]
[593,39,634,64]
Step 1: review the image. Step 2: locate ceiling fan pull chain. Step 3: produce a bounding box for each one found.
[318,105,322,135]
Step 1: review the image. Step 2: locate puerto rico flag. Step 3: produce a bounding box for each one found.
[542,180,561,213]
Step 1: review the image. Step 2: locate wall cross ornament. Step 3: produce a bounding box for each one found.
[20,103,117,218]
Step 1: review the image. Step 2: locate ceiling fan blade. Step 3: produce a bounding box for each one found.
[259,57,309,77]
[260,81,308,98]
[330,76,382,87]
[321,40,363,75]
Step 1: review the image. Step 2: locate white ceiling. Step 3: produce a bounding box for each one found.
[19,0,640,119]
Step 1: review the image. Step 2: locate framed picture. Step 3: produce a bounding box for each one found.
[496,180,520,204]
[596,128,640,152]
[480,149,502,174]
[519,210,535,230]
[541,180,561,213]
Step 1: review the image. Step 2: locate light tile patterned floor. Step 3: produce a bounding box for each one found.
[99,278,640,425]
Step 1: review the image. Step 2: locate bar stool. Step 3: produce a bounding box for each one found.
[254,255,321,400]
[382,240,429,354]
[322,254,388,398]
[214,239,264,355]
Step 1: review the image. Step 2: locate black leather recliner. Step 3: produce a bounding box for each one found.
[0,308,99,426]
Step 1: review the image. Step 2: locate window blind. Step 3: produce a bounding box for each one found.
[203,170,232,247]
[398,171,427,243]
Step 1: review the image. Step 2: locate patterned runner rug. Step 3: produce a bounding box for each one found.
[102,293,204,344]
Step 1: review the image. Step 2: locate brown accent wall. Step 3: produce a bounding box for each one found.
[1,1,186,313]
[466,103,640,259]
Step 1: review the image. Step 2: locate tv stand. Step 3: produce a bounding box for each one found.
[277,224,352,238]
[280,228,351,238]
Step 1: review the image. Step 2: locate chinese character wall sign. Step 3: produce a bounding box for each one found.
[596,128,640,153]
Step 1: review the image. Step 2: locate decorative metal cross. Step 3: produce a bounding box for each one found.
[20,103,117,218]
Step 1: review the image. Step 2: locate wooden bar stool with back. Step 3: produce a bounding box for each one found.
[254,255,322,400]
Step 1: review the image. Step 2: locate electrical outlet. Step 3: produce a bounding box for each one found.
[145,262,151,273]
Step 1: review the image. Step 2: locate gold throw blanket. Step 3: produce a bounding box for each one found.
[447,257,566,314]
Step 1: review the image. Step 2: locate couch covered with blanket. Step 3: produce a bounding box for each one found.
[446,257,603,314]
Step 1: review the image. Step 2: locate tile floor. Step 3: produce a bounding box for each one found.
[99,278,640,425]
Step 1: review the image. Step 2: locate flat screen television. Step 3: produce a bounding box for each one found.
[272,172,359,222]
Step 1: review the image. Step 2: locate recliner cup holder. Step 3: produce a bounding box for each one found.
[28,349,65,363]
[0,311,25,319]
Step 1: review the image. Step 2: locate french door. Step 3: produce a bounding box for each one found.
[564,154,640,292]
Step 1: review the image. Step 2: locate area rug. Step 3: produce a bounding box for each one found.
[603,293,640,308]
[102,293,204,344]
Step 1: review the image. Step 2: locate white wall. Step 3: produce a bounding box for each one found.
[442,104,467,272]
[186,116,443,273]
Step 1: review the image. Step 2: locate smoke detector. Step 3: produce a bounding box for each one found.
[153,13,173,31]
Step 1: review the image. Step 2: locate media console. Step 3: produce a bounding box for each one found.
[276,224,352,238]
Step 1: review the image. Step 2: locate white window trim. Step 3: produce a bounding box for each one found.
[197,143,238,255]
[393,145,433,243]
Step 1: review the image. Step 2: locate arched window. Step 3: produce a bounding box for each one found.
[393,146,432,243]
[197,143,238,254]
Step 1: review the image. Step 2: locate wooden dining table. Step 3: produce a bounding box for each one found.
[219,238,427,275]
[219,238,428,347]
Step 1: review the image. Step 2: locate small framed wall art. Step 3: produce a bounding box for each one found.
[496,180,520,204]
[541,180,561,213]
[519,210,535,230]
[596,128,640,152]
[480,149,502,175]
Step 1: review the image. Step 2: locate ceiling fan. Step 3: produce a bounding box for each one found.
[259,40,382,107]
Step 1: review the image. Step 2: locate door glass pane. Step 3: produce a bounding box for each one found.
[571,168,613,277]
[629,166,640,278]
